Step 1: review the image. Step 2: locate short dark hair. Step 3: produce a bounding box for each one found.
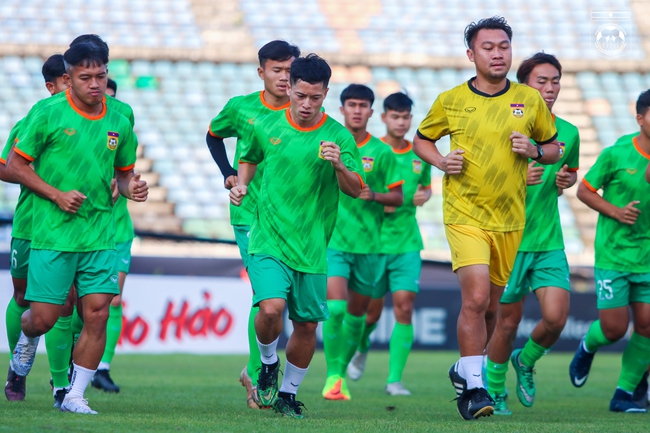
[636,89,650,116]
[383,92,413,113]
[63,41,109,71]
[42,54,66,83]
[258,40,300,67]
[516,52,562,84]
[340,84,374,106]
[107,78,118,95]
[289,54,331,88]
[69,34,109,54]
[464,16,513,49]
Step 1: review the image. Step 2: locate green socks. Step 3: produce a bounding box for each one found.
[486,358,509,395]
[618,332,650,393]
[44,315,73,389]
[519,337,550,368]
[247,305,261,383]
[584,320,613,353]
[5,298,29,358]
[323,300,346,377]
[338,312,366,376]
[358,322,377,353]
[387,322,413,383]
[100,304,123,366]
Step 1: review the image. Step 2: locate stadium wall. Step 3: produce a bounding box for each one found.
[0,256,628,354]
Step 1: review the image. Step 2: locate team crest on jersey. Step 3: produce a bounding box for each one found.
[106,132,119,150]
[511,103,524,118]
[64,128,76,136]
[558,141,565,156]
[362,156,374,172]
[412,160,422,174]
[269,137,281,145]
[627,168,638,175]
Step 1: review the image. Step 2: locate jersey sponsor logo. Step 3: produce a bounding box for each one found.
[107,131,119,151]
[362,156,374,172]
[64,128,76,136]
[412,160,422,174]
[269,137,282,145]
[464,107,476,113]
[558,141,565,156]
[626,168,638,175]
[511,103,524,118]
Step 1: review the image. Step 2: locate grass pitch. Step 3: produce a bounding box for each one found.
[0,350,647,432]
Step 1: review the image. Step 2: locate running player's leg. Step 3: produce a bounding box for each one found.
[610,276,650,412]
[322,249,350,397]
[45,288,75,407]
[571,270,631,388]
[62,250,119,414]
[348,295,383,381]
[233,225,262,408]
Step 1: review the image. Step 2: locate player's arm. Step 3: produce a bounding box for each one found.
[413,185,432,206]
[7,152,86,213]
[229,162,257,207]
[646,161,650,184]
[360,183,403,206]
[115,169,148,202]
[0,161,15,183]
[577,180,640,225]
[511,132,560,165]
[206,132,237,188]
[322,141,362,198]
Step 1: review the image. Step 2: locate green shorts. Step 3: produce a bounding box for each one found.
[248,254,329,322]
[372,251,421,299]
[501,250,571,304]
[26,249,119,305]
[595,268,650,310]
[10,238,31,279]
[116,240,133,274]
[326,248,384,296]
[233,225,250,269]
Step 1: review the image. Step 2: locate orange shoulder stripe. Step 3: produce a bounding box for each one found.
[13,147,35,162]
[387,180,405,189]
[353,172,365,189]
[581,178,597,192]
[115,163,135,172]
[568,167,579,172]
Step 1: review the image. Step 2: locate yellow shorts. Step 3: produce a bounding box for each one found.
[444,224,523,286]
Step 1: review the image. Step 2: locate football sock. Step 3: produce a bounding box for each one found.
[247,305,261,383]
[5,298,29,357]
[460,355,484,389]
[280,361,308,395]
[486,357,509,395]
[338,312,365,376]
[584,320,613,353]
[67,363,95,400]
[71,306,84,345]
[617,332,650,393]
[519,337,550,368]
[45,314,73,389]
[359,322,377,353]
[100,304,123,367]
[322,300,346,377]
[257,336,279,366]
[387,322,414,383]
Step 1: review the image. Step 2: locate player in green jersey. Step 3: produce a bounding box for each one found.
[207,40,300,409]
[322,84,403,401]
[569,89,650,413]
[230,54,365,419]
[2,54,73,404]
[91,75,135,394]
[347,92,432,396]
[6,41,148,415]
[484,53,580,415]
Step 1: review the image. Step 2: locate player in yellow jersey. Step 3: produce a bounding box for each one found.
[413,16,560,420]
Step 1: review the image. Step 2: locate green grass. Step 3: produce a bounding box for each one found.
[0,350,647,432]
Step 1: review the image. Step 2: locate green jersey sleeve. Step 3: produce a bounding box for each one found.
[583,147,613,191]
[209,98,238,139]
[14,109,49,161]
[417,97,449,141]
[383,151,403,189]
[565,127,580,171]
[338,134,365,187]
[239,123,265,165]
[114,127,137,171]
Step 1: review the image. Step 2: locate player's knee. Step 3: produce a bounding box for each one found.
[258,303,283,323]
[83,306,110,329]
[13,290,28,308]
[461,293,490,316]
[293,321,318,335]
[29,314,57,334]
[542,313,567,336]
[394,302,413,323]
[602,324,627,342]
